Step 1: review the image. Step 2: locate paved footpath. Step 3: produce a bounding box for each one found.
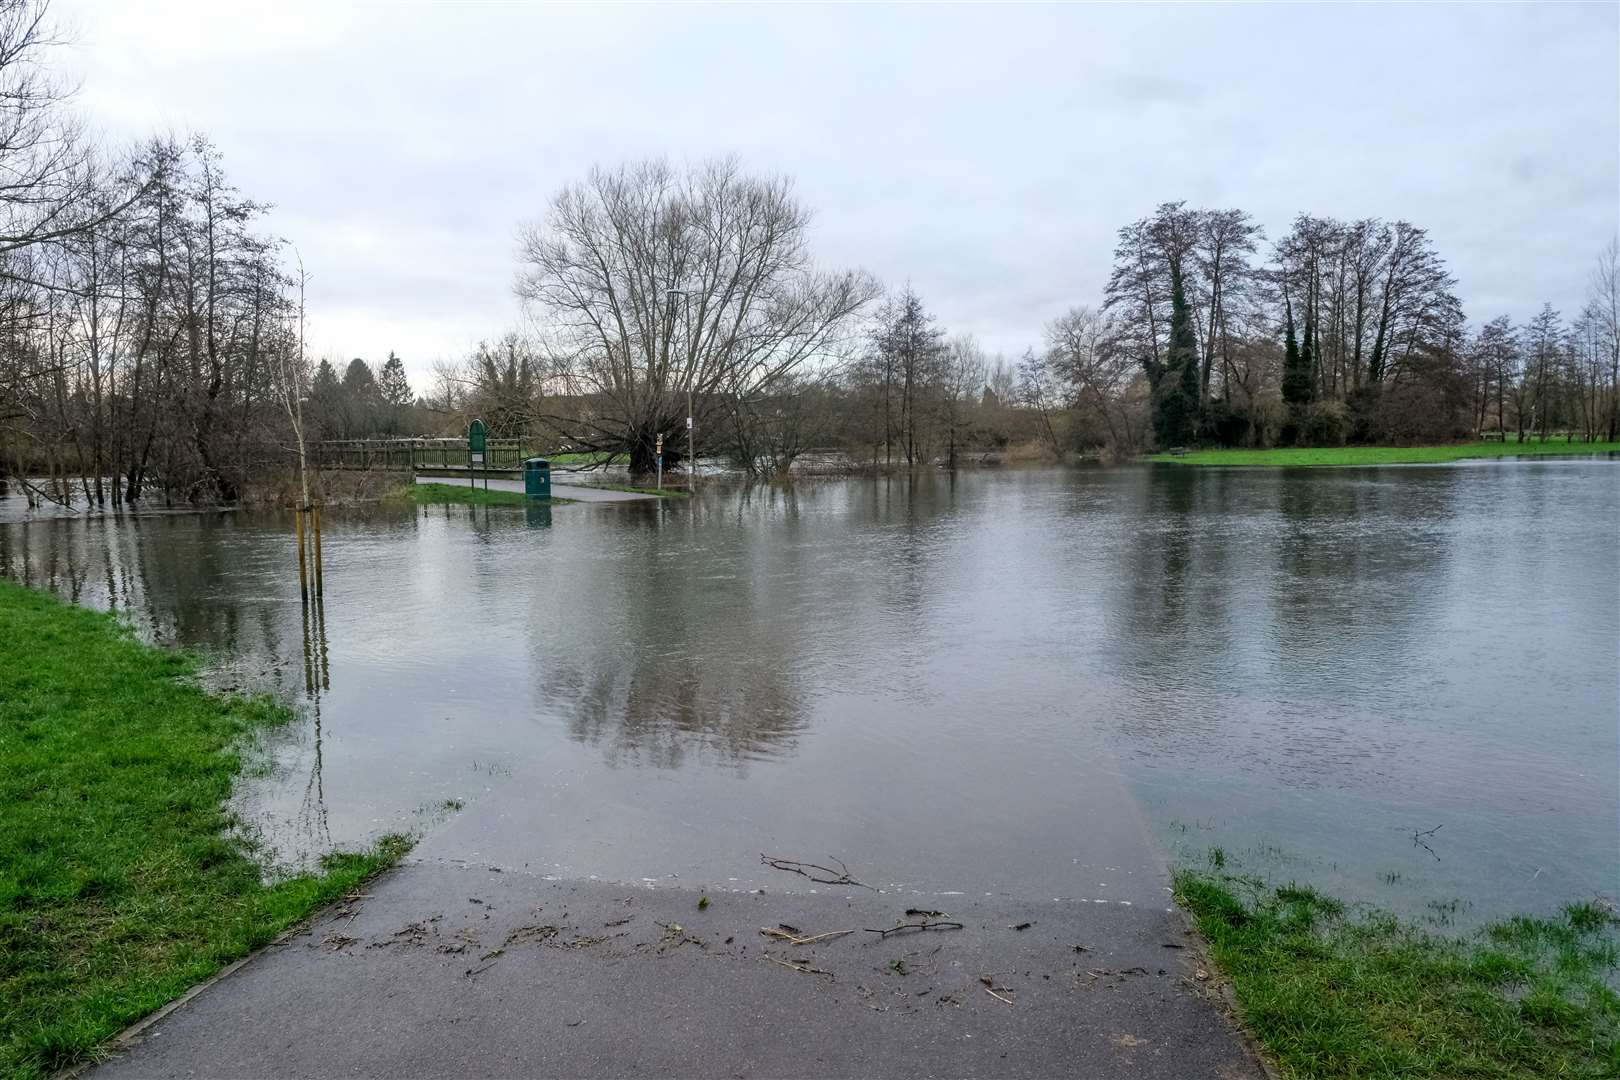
[91,862,1261,1079]
[89,780,1266,1080]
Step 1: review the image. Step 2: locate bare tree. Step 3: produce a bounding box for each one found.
[516,158,876,475]
[1588,238,1620,442]
[937,334,985,469]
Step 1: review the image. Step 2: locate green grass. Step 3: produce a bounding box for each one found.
[406,482,572,507]
[576,483,691,498]
[1176,870,1620,1079]
[546,451,629,466]
[0,580,411,1079]
[1147,438,1620,467]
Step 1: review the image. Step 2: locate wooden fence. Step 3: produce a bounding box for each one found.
[315,438,531,472]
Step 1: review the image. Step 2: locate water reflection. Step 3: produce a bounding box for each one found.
[1,464,1615,921]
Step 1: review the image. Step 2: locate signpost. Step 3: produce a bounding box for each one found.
[655,432,664,490]
[468,418,487,492]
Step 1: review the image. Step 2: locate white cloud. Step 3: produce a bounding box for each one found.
[56,0,1620,384]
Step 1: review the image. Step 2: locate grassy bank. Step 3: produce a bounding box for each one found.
[407,482,572,506]
[574,482,691,498]
[547,450,629,467]
[1176,870,1620,1078]
[0,580,409,1079]
[1147,438,1620,467]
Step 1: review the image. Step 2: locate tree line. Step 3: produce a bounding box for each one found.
[3,0,1613,503]
[470,173,1617,476]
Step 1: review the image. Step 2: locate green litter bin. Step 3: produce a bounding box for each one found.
[523,457,551,499]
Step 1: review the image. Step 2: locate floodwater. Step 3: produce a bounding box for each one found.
[2,461,1616,925]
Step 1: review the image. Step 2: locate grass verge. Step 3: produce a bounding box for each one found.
[1175,870,1620,1079]
[546,451,629,467]
[1146,438,1620,467]
[0,579,411,1079]
[571,482,691,498]
[407,482,573,507]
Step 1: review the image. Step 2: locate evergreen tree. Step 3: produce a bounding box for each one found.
[1281,298,1312,409]
[1299,314,1315,401]
[309,359,342,436]
[1151,265,1200,447]
[378,351,412,408]
[339,358,382,437]
[311,358,340,400]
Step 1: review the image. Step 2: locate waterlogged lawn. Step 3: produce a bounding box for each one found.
[1176,870,1620,1079]
[0,580,409,1079]
[407,482,572,506]
[1148,438,1620,467]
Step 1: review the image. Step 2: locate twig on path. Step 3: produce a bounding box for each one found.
[760,854,874,890]
[864,921,964,938]
[759,927,856,946]
[979,976,1015,1005]
[763,954,834,978]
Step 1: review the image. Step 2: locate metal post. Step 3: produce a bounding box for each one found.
[685,292,694,487]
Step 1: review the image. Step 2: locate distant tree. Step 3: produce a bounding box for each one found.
[870,287,946,465]
[378,351,411,407]
[1015,348,1066,459]
[515,157,876,475]
[1044,305,1135,453]
[1521,305,1563,442]
[937,334,985,468]
[376,350,412,435]
[1470,316,1518,437]
[1153,264,1200,447]
[341,358,376,396]
[1588,239,1620,442]
[1281,294,1307,408]
[337,358,380,437]
[469,333,541,438]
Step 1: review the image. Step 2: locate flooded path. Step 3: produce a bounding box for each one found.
[3,461,1615,928]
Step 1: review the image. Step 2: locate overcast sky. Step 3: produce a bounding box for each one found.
[58,1,1619,388]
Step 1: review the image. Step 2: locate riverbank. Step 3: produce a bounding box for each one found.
[1146,437,1620,467]
[1175,869,1619,1078]
[0,580,409,1080]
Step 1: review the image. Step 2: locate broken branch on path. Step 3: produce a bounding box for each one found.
[864,921,964,938]
[762,954,834,978]
[760,854,874,889]
[979,976,1015,1005]
[759,926,856,946]
[1412,823,1443,861]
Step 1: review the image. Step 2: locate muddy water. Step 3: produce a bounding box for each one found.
[2,461,1615,924]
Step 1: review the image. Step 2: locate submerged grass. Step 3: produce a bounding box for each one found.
[406,482,572,506]
[1147,438,1620,468]
[1175,869,1620,1079]
[0,580,410,1079]
[582,483,691,498]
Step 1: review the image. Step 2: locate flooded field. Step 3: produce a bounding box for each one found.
[3,461,1615,926]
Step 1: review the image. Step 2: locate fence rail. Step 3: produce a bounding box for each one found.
[315,438,531,472]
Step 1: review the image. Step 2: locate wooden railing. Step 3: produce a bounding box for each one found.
[315,438,531,472]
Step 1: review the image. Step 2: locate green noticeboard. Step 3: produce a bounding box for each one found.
[468,418,487,454]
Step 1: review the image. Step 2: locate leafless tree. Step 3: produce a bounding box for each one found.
[516,158,877,475]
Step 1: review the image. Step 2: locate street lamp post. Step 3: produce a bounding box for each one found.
[666,287,694,484]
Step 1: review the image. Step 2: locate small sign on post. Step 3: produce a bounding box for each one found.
[655,433,664,490]
[468,418,487,491]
